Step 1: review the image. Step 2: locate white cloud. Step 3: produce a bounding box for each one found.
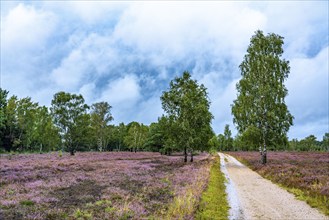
[99,75,141,123]
[43,1,128,25]
[1,1,328,140]
[287,47,329,139]
[257,1,328,58]
[208,78,238,136]
[50,33,118,90]
[135,95,164,125]
[2,4,57,53]
[1,3,58,104]
[100,74,141,107]
[113,2,266,61]
[79,83,96,105]
[51,49,88,89]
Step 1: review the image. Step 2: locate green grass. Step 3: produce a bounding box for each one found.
[195,155,229,220]
[283,186,329,216]
[20,200,35,206]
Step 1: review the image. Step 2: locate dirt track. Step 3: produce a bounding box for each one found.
[218,152,328,220]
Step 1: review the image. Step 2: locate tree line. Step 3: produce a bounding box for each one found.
[0,72,214,159]
[210,124,328,152]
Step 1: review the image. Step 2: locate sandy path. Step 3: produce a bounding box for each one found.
[218,152,328,220]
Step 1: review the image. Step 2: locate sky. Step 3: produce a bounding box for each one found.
[1,1,328,140]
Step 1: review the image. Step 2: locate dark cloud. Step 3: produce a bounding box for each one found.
[1,1,328,140]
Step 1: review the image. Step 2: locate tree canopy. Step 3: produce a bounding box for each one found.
[161,71,214,162]
[91,102,113,151]
[50,92,89,155]
[232,30,294,163]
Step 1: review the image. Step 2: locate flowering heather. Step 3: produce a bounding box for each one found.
[228,151,329,215]
[0,152,211,219]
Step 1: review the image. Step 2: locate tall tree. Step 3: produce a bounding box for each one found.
[124,122,149,152]
[223,124,233,151]
[322,133,329,151]
[50,92,89,155]
[158,115,181,155]
[111,123,127,151]
[16,97,39,151]
[2,96,20,151]
[0,89,9,130]
[34,106,61,152]
[0,89,9,150]
[208,135,220,152]
[299,135,318,151]
[161,71,213,162]
[144,122,165,152]
[218,134,225,151]
[91,102,113,151]
[239,125,262,151]
[232,30,293,164]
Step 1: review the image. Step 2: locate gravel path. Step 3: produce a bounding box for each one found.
[218,152,328,220]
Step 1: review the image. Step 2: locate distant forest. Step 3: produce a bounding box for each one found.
[1,86,327,155]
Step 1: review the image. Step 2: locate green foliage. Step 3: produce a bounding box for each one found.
[285,187,329,216]
[2,95,20,151]
[217,134,225,151]
[74,208,93,219]
[208,135,220,152]
[143,122,165,152]
[157,115,181,155]
[34,106,61,152]
[50,91,89,155]
[161,71,214,161]
[0,92,61,152]
[20,200,35,206]
[0,88,9,130]
[223,124,233,151]
[91,102,113,151]
[196,156,229,220]
[124,122,149,152]
[235,125,262,151]
[288,134,327,152]
[217,124,233,151]
[232,30,293,152]
[109,123,127,151]
[322,133,329,151]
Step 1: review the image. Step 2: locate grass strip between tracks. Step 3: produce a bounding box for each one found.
[195,154,229,220]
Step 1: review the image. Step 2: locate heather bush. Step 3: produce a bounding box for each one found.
[0,152,211,219]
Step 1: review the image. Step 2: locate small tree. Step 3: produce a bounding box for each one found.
[232,30,293,164]
[0,89,9,130]
[143,122,165,152]
[0,89,9,151]
[124,122,148,152]
[91,102,113,151]
[34,106,61,152]
[223,124,233,151]
[322,133,329,151]
[2,96,20,151]
[208,135,220,152]
[50,92,89,155]
[217,134,225,151]
[16,97,39,151]
[161,71,213,162]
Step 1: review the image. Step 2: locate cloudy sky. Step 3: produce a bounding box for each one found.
[1,1,328,140]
